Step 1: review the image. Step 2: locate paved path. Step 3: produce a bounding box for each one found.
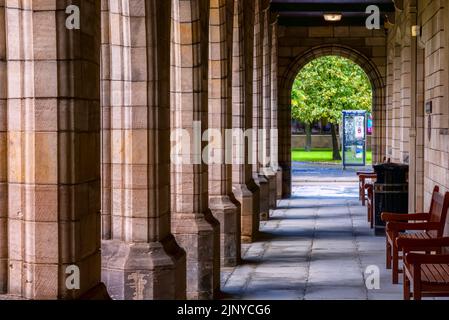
[292,162,372,182]
[221,181,404,300]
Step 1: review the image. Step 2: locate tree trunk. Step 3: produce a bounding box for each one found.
[305,123,312,152]
[331,123,342,161]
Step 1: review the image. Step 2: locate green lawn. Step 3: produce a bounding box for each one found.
[292,148,372,164]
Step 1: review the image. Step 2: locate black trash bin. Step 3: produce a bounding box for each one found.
[373,163,409,235]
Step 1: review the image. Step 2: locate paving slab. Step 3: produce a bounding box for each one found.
[221,177,445,300]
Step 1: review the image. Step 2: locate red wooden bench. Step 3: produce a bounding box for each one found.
[357,157,389,206]
[357,172,377,206]
[397,237,449,300]
[381,186,449,284]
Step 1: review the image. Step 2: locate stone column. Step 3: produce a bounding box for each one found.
[406,0,424,213]
[171,0,220,300]
[5,1,108,299]
[279,92,292,199]
[252,0,270,221]
[232,0,260,243]
[208,0,241,267]
[392,43,402,162]
[261,6,277,209]
[400,22,411,166]
[101,0,186,300]
[385,44,394,158]
[270,15,283,201]
[100,0,112,241]
[413,47,425,212]
[0,0,6,294]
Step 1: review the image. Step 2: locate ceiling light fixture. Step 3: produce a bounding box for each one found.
[324,13,342,22]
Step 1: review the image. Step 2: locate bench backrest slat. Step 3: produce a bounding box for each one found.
[428,186,449,237]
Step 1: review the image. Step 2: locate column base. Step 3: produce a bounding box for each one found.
[275,167,283,200]
[172,211,220,300]
[0,283,111,300]
[79,283,111,300]
[280,164,292,199]
[233,182,260,243]
[209,195,241,267]
[102,235,186,300]
[262,167,277,209]
[0,260,6,294]
[254,174,269,221]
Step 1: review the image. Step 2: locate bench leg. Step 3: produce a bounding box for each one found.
[392,244,399,284]
[361,178,366,206]
[359,179,363,201]
[413,281,422,301]
[403,271,410,300]
[386,240,392,270]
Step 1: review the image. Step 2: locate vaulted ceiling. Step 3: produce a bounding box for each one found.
[271,0,395,26]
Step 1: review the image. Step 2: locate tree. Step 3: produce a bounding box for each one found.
[291,56,372,160]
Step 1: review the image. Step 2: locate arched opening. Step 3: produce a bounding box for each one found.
[291,55,373,166]
[278,45,386,197]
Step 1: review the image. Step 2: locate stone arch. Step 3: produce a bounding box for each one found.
[278,44,387,197]
[281,45,385,99]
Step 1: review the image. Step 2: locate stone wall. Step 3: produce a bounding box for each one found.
[385,0,449,221]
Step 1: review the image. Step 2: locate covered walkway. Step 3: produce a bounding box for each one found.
[1,0,448,301]
[222,179,402,300]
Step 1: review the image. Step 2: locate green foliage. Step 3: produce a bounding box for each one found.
[291,56,372,125]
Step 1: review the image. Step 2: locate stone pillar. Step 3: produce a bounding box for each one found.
[400,24,411,166]
[171,0,220,300]
[279,92,292,199]
[100,0,112,241]
[270,15,283,201]
[208,0,241,267]
[4,1,108,299]
[406,0,424,213]
[0,0,6,294]
[101,0,186,300]
[372,88,386,164]
[232,0,260,243]
[413,46,425,212]
[385,44,394,159]
[252,0,270,221]
[392,43,402,162]
[261,6,277,209]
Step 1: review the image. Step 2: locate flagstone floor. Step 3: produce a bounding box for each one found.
[221,179,405,300]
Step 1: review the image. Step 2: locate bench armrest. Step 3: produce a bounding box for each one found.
[386,221,440,232]
[381,213,429,222]
[358,173,377,179]
[397,237,449,250]
[405,253,449,265]
[357,171,375,176]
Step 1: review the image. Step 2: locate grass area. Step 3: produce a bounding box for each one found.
[292,148,372,164]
